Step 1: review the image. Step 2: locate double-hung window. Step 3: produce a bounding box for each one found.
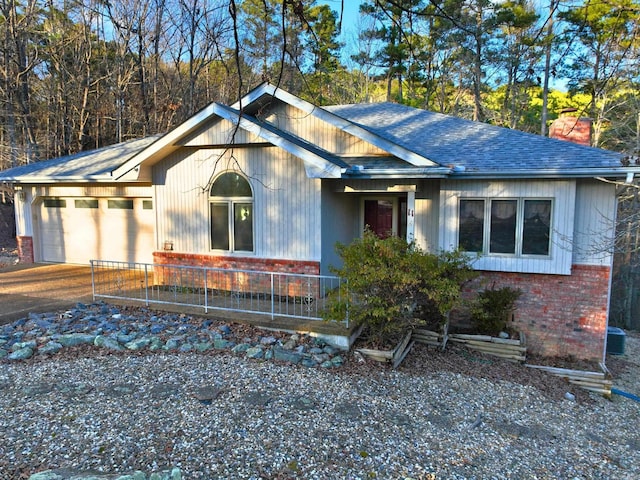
[210,172,254,252]
[459,198,552,256]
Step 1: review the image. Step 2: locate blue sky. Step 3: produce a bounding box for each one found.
[319,1,568,91]
[321,0,362,34]
[321,1,365,66]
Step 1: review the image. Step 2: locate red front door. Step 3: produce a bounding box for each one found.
[364,199,394,238]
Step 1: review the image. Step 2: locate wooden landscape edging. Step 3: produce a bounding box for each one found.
[412,328,442,347]
[413,328,527,363]
[355,330,415,369]
[412,328,614,397]
[525,362,613,397]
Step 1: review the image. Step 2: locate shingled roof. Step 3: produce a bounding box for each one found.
[325,102,625,176]
[0,136,160,182]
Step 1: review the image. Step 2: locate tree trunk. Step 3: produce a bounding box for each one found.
[540,0,557,137]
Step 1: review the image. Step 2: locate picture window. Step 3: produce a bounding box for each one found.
[459,198,551,257]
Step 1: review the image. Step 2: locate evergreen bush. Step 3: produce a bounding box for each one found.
[323,230,476,348]
[470,285,522,335]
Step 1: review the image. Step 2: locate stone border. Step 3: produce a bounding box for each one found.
[1,302,345,369]
[29,467,182,480]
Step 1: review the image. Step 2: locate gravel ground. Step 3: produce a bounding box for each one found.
[0,246,18,267]
[1,314,639,480]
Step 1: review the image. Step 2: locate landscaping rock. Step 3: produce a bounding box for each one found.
[163,338,180,351]
[125,337,152,350]
[93,335,119,350]
[38,341,63,355]
[260,335,277,345]
[214,339,234,350]
[194,341,213,352]
[273,348,302,364]
[56,333,96,347]
[231,343,251,354]
[8,346,34,360]
[28,468,182,480]
[301,358,317,367]
[2,302,346,371]
[149,337,164,351]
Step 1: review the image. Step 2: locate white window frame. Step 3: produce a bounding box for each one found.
[209,173,254,254]
[458,197,553,258]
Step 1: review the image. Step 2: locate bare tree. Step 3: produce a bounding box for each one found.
[0,0,42,167]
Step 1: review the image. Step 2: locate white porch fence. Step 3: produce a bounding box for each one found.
[90,259,348,325]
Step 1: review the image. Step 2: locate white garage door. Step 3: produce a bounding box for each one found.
[39,197,155,264]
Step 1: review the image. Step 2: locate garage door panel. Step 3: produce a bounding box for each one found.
[39,197,155,264]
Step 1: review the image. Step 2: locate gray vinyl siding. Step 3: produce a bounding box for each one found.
[181,117,263,146]
[415,180,440,253]
[154,146,321,261]
[572,179,616,266]
[320,181,360,275]
[440,179,576,275]
[265,102,387,156]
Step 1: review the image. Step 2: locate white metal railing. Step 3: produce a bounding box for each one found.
[90,259,348,325]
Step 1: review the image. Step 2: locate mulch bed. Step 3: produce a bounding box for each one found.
[337,341,594,403]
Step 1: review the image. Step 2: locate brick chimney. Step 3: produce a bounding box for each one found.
[548,108,592,147]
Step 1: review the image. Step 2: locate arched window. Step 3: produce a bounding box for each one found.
[209,172,253,252]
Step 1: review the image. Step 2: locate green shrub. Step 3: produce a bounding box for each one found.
[323,230,476,348]
[470,285,522,335]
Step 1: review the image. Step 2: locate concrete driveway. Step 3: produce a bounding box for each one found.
[0,263,94,325]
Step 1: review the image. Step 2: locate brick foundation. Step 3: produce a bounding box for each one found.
[153,252,320,275]
[456,264,610,361]
[17,236,34,264]
[152,252,321,297]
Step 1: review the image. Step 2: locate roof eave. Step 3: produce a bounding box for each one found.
[344,167,452,179]
[0,175,120,184]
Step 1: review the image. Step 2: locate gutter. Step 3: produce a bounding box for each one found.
[0,177,151,184]
[343,166,640,180]
[444,168,640,180]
